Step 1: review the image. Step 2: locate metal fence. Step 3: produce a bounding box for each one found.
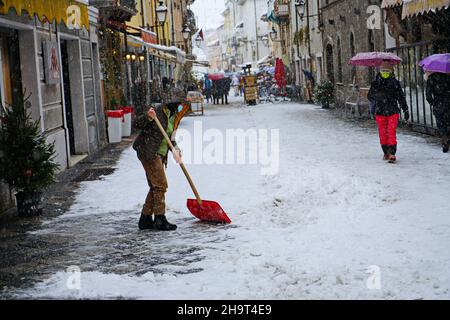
[387,38,450,135]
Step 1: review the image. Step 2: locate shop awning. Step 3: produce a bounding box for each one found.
[381,0,450,18]
[257,54,273,66]
[381,0,403,8]
[129,35,186,64]
[187,59,210,67]
[0,0,90,29]
[402,0,450,19]
[235,21,244,29]
[207,39,220,47]
[260,12,268,22]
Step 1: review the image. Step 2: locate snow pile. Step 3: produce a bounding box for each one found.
[14,103,450,299]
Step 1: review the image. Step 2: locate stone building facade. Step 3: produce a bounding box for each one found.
[0,1,106,213]
[320,0,386,105]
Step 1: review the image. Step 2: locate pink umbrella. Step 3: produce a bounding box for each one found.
[349,52,402,67]
[208,73,225,81]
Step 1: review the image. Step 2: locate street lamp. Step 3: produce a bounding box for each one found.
[182,25,191,40]
[131,54,136,61]
[261,35,269,47]
[195,35,202,47]
[295,0,306,19]
[269,27,277,41]
[156,1,168,25]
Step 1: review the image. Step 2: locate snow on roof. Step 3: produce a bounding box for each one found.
[257,54,273,65]
[128,35,186,58]
[260,11,268,21]
[207,39,220,47]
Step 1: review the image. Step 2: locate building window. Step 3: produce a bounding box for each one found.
[350,32,356,83]
[325,43,334,83]
[337,37,343,83]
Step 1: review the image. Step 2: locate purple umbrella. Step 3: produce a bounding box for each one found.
[349,52,402,67]
[419,54,450,74]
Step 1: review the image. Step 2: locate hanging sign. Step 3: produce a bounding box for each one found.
[43,40,61,85]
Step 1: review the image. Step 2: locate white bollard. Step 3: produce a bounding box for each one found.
[120,106,133,137]
[107,110,124,143]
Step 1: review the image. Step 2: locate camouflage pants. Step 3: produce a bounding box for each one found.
[138,155,168,216]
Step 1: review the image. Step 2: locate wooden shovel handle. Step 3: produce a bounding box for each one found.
[153,115,202,205]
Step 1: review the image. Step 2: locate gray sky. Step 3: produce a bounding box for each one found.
[190,0,225,30]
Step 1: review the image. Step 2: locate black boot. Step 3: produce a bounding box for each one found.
[387,145,397,163]
[138,214,154,230]
[154,215,177,231]
[443,142,449,153]
[388,145,397,155]
[381,145,389,160]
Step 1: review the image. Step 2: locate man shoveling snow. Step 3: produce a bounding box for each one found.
[133,88,188,231]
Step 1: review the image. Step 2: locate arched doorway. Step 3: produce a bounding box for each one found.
[337,37,343,83]
[350,32,356,82]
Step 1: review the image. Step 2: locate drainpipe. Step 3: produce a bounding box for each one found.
[253,0,259,62]
[141,0,152,104]
[170,0,175,46]
[306,0,311,71]
[295,1,300,84]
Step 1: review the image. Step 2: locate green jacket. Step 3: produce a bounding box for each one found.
[133,103,189,162]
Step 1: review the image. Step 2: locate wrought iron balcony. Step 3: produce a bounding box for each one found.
[89,0,137,22]
[274,0,291,22]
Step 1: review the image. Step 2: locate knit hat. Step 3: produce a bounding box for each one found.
[380,60,394,72]
[164,87,186,104]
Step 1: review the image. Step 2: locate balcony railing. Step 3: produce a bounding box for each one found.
[274,0,290,21]
[90,0,137,22]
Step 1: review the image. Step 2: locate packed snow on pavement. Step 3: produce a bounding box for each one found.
[9,101,450,299]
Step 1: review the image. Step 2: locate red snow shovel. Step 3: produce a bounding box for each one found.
[154,117,232,224]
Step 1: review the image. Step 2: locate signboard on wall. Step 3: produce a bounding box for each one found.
[43,40,61,85]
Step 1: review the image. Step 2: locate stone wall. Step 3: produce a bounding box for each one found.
[320,0,385,106]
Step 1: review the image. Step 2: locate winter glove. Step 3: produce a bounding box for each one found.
[172,148,182,164]
[403,110,410,121]
[370,101,376,116]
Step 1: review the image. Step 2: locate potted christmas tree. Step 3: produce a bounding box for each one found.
[313,80,334,109]
[0,92,59,216]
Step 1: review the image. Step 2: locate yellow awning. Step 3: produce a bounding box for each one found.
[402,0,450,19]
[0,0,89,29]
[381,0,403,8]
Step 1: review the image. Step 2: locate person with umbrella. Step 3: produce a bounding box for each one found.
[420,54,450,153]
[368,60,409,163]
[203,74,212,103]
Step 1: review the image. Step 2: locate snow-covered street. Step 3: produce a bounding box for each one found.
[5,99,450,299]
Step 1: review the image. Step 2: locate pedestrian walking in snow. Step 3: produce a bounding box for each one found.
[218,77,231,104]
[203,76,212,103]
[133,88,188,231]
[232,75,240,96]
[368,61,409,163]
[425,72,450,153]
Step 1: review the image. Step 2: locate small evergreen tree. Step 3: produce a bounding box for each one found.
[0,92,59,194]
[313,80,335,107]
